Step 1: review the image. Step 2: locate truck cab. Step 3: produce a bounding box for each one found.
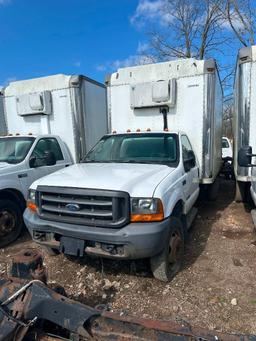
[222,137,233,159]
[24,131,199,281]
[0,74,107,247]
[0,134,72,247]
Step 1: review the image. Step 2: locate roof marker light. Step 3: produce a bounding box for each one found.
[112,130,117,134]
[146,128,151,131]
[16,133,20,136]
[164,128,169,132]
[127,129,131,132]
[136,129,141,132]
[28,132,33,135]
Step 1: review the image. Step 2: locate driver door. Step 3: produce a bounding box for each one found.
[181,135,199,212]
[26,137,67,188]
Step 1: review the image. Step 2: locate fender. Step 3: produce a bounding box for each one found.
[154,166,186,218]
[0,177,27,200]
[0,187,26,210]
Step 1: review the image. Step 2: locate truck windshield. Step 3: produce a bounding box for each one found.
[84,133,178,166]
[0,137,35,164]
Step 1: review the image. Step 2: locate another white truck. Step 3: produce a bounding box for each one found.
[234,46,256,205]
[221,137,233,179]
[0,74,107,247]
[222,137,233,159]
[24,59,223,281]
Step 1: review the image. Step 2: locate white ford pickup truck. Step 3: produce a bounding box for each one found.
[24,59,223,281]
[0,74,107,247]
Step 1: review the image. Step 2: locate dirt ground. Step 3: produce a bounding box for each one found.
[1,178,256,335]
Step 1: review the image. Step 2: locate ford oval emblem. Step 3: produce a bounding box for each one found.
[65,203,81,212]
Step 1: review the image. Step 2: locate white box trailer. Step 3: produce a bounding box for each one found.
[0,74,107,247]
[234,46,256,203]
[3,74,107,162]
[24,59,223,281]
[107,58,223,184]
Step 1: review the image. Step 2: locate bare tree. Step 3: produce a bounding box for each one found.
[224,0,256,46]
[223,95,234,138]
[133,0,256,137]
[145,0,226,61]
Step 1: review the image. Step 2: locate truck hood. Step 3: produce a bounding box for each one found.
[31,163,175,197]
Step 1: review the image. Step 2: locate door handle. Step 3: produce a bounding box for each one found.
[182,180,186,186]
[18,173,28,178]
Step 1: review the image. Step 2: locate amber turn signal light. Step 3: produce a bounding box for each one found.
[131,212,164,222]
[27,201,37,212]
[131,200,164,222]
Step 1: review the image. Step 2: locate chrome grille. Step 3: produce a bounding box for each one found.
[37,186,129,228]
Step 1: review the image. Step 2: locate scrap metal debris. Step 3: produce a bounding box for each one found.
[0,248,255,341]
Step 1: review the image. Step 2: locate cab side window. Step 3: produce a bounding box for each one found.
[181,135,193,161]
[181,135,196,173]
[31,138,63,167]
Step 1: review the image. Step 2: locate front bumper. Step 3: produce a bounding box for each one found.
[24,209,170,259]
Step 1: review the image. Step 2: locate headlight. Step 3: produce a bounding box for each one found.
[28,189,36,203]
[27,189,37,212]
[131,198,164,222]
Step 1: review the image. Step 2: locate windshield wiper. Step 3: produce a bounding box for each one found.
[83,160,116,163]
[83,159,173,165]
[113,160,164,164]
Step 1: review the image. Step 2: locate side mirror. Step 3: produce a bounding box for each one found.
[29,155,36,168]
[44,151,56,166]
[29,151,56,168]
[238,146,252,167]
[184,150,196,172]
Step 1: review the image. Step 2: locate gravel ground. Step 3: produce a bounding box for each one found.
[1,178,256,335]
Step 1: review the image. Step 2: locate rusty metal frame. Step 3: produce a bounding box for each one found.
[0,248,256,341]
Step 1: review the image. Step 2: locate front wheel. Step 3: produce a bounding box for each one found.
[207,177,220,201]
[235,181,251,203]
[150,217,184,282]
[0,199,23,248]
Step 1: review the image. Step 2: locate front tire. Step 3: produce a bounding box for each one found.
[235,181,251,203]
[150,217,184,282]
[207,177,220,201]
[0,199,23,248]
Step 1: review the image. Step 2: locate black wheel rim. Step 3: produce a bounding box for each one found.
[0,210,16,237]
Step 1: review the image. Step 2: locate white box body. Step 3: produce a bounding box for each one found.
[1,74,108,162]
[233,46,256,209]
[234,46,256,183]
[108,59,223,183]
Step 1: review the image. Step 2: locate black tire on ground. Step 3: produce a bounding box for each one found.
[207,177,220,201]
[40,245,60,256]
[225,173,231,180]
[0,199,23,248]
[150,217,184,282]
[235,181,251,203]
